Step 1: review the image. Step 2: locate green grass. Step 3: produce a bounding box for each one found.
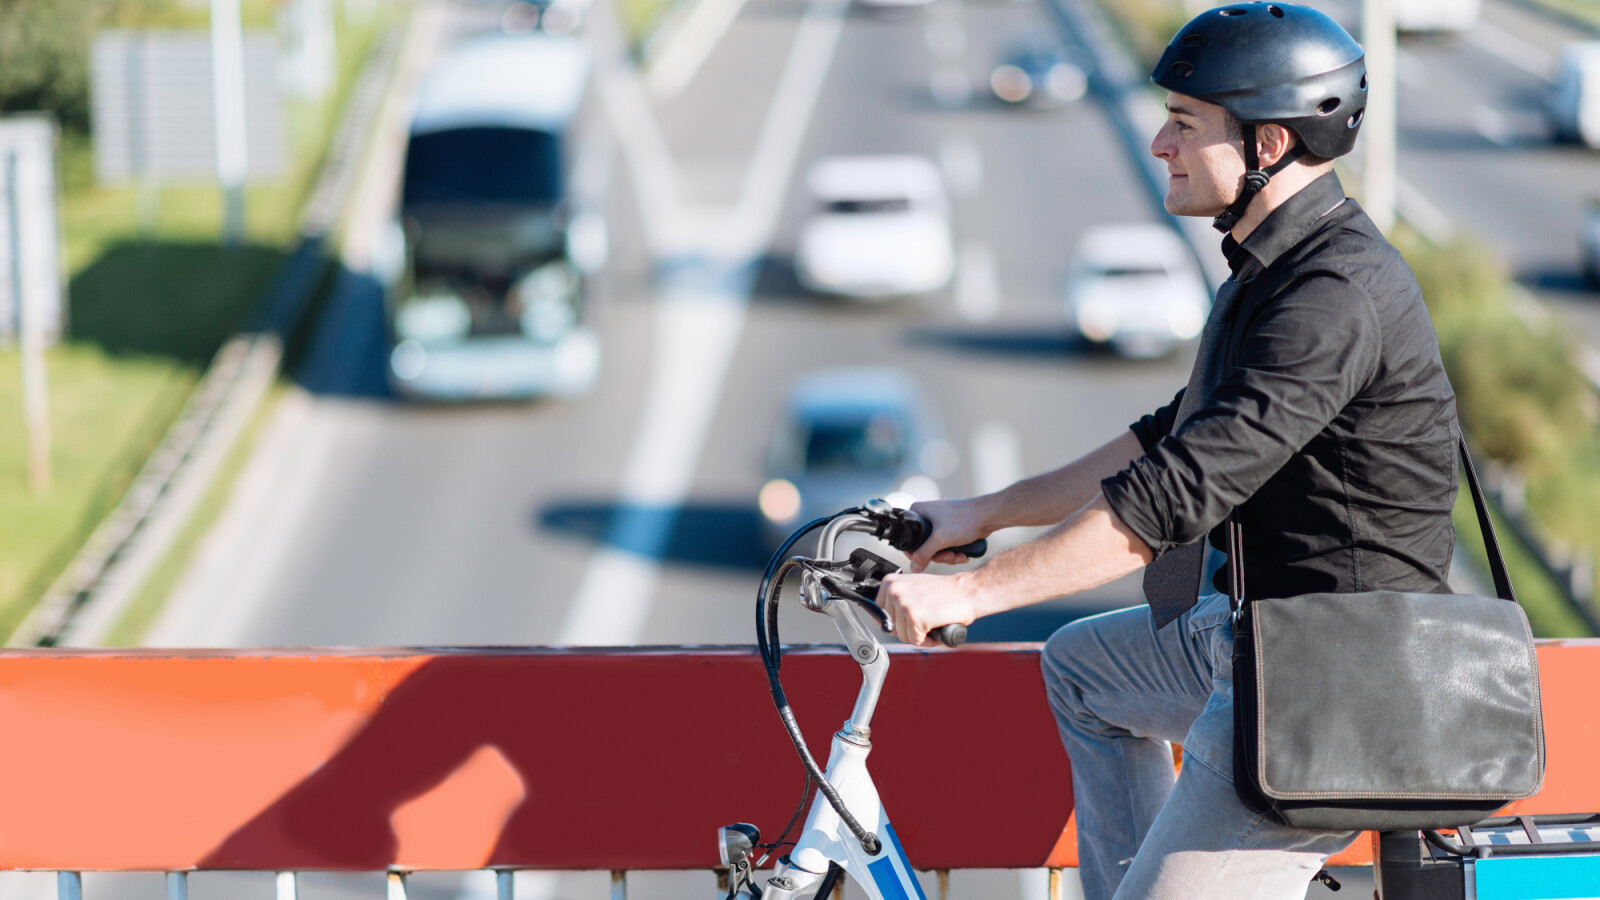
[0,6,394,642]
[0,345,197,639]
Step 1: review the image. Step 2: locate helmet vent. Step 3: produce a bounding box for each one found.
[1181,33,1208,47]
[1317,98,1340,116]
[1220,7,1247,15]
[1267,4,1284,16]
[1347,109,1364,129]
[1360,73,1369,91]
[1168,61,1195,78]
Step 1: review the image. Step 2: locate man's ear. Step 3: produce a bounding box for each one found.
[1256,123,1296,168]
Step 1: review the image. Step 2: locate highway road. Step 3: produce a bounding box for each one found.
[28,0,1600,897]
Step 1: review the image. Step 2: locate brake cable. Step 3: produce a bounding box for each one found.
[756,510,885,856]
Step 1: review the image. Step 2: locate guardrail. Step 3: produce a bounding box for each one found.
[3,642,1598,898]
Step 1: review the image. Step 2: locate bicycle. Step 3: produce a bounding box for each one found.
[717,498,986,900]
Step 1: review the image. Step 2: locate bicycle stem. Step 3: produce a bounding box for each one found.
[816,514,891,734]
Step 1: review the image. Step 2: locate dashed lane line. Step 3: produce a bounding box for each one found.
[956,240,1001,323]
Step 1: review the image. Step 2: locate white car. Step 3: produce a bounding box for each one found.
[794,155,955,299]
[1553,42,1600,149]
[1064,223,1211,358]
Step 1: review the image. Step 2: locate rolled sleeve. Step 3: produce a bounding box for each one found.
[1129,388,1185,453]
[1103,273,1383,556]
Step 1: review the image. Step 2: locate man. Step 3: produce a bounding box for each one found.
[878,4,1459,898]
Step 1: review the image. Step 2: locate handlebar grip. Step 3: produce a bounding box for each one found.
[893,509,988,560]
[929,623,967,648]
[942,538,987,558]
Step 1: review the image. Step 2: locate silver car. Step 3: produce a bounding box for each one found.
[758,368,957,552]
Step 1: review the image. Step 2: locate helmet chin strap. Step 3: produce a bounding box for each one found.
[1212,124,1306,234]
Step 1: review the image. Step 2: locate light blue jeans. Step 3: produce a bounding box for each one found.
[1042,593,1361,900]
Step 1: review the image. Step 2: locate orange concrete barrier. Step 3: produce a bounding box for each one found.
[0,640,1594,873]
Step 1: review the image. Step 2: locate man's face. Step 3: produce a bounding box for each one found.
[1150,92,1244,218]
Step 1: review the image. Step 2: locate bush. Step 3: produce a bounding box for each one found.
[0,0,98,134]
[1396,230,1596,480]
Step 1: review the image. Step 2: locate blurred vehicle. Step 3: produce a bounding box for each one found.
[500,0,585,35]
[758,368,957,551]
[794,155,955,299]
[1393,0,1479,33]
[989,37,1088,107]
[853,0,935,12]
[377,33,608,401]
[1581,199,1600,285]
[1063,223,1210,359]
[1553,42,1600,149]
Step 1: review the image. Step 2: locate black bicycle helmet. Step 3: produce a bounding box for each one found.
[1151,2,1367,231]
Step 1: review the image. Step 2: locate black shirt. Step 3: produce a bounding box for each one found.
[1102,172,1459,600]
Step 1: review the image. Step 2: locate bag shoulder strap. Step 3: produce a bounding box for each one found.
[1226,435,1516,607]
[1458,436,1516,603]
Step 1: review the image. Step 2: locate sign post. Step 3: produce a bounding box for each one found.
[210,0,250,245]
[1362,0,1397,234]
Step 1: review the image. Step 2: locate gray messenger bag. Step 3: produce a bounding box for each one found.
[1230,438,1546,831]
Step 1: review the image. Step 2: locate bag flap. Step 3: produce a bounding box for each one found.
[1251,591,1545,801]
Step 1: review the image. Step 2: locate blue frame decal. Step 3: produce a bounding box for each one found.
[865,822,927,900]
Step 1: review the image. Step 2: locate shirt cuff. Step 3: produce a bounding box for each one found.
[1101,471,1177,558]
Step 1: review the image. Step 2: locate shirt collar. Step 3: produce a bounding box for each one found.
[1222,171,1348,279]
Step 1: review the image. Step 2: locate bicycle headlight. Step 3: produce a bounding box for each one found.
[718,822,760,866]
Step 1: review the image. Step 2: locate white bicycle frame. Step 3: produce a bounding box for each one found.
[746,513,929,900]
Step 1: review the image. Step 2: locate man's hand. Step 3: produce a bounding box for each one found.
[904,499,993,572]
[877,570,980,647]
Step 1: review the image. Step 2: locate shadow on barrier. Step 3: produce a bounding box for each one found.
[193,650,1074,872]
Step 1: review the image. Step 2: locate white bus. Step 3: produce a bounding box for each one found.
[380,33,606,401]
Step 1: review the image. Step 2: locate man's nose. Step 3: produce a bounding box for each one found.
[1150,123,1174,159]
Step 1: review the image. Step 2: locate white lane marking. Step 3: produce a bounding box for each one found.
[971,421,1021,496]
[596,70,686,254]
[939,132,983,196]
[730,0,852,257]
[1395,175,1456,245]
[1468,19,1553,82]
[647,0,754,98]
[562,0,849,646]
[559,285,747,644]
[956,240,1000,323]
[1472,104,1515,148]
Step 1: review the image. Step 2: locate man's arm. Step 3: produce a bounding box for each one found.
[881,493,1153,645]
[905,430,1145,571]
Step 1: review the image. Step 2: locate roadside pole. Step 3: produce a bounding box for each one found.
[1362,0,1397,233]
[211,0,250,245]
[8,149,50,493]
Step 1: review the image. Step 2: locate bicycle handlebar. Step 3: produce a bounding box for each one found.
[850,502,989,648]
[877,507,988,561]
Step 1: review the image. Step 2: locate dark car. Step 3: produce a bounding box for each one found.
[989,38,1087,108]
